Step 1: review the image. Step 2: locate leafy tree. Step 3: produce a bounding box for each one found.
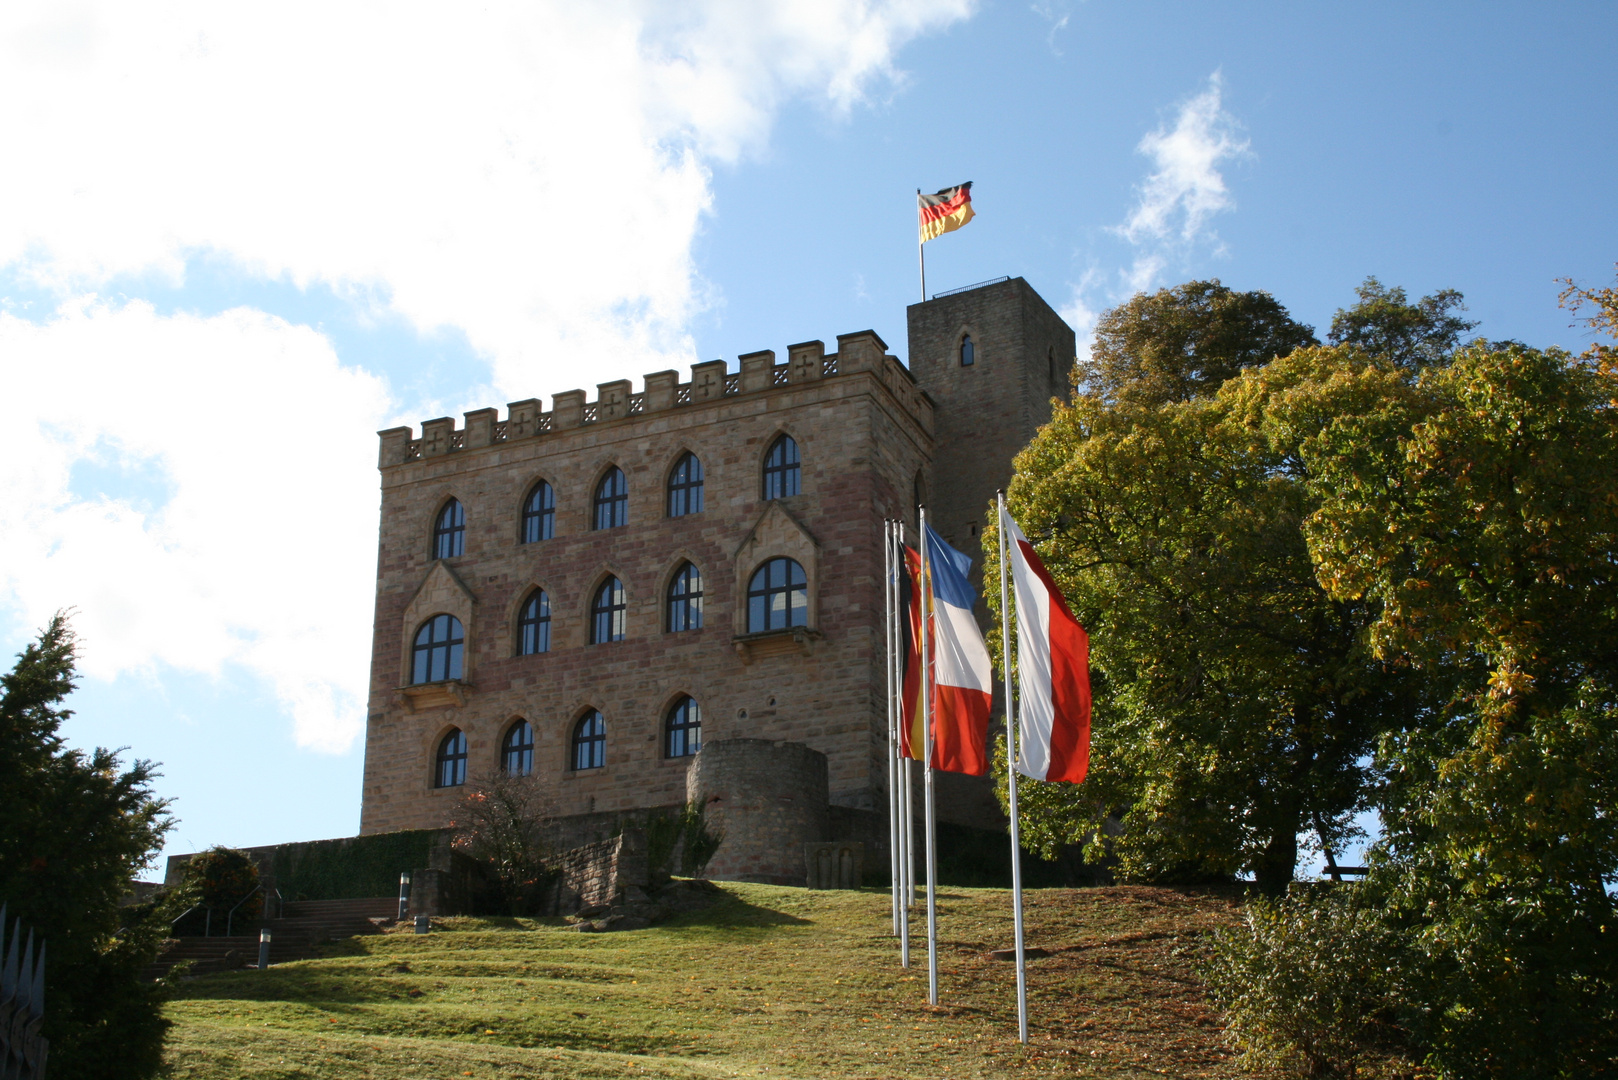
[449,771,556,915]
[1327,276,1478,371]
[1295,333,1618,1077]
[0,613,176,1079]
[991,341,1423,892]
[1080,279,1317,406]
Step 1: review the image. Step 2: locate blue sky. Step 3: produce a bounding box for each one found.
[1,2,1612,877]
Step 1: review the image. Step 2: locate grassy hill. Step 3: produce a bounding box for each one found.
[161,882,1248,1079]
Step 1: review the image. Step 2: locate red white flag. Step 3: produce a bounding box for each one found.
[1001,507,1091,783]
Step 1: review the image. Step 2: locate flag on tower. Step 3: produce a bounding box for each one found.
[1000,508,1091,784]
[923,525,994,775]
[918,182,974,243]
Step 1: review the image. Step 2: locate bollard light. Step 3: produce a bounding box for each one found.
[258,928,272,970]
[414,914,430,935]
[398,871,412,922]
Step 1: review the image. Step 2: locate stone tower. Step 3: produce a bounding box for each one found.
[905,277,1076,568]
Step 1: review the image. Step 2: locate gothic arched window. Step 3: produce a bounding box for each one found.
[432,499,465,558]
[517,590,550,655]
[593,467,627,530]
[591,577,626,644]
[521,481,555,543]
[412,615,464,683]
[667,562,703,632]
[435,728,467,788]
[502,720,534,777]
[747,557,808,632]
[960,334,975,367]
[572,710,606,771]
[665,696,701,758]
[762,435,800,500]
[667,452,704,517]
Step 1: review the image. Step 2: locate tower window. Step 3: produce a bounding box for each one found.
[412,614,464,683]
[960,335,975,367]
[502,719,534,777]
[667,562,704,632]
[667,452,704,517]
[591,577,626,643]
[432,499,465,558]
[521,481,555,543]
[517,590,550,655]
[762,435,800,500]
[435,728,467,788]
[747,557,808,632]
[665,696,701,758]
[572,710,606,771]
[593,467,627,530]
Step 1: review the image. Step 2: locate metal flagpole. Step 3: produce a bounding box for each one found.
[917,190,927,302]
[999,493,1029,1043]
[899,522,915,916]
[919,506,939,1006]
[893,521,906,939]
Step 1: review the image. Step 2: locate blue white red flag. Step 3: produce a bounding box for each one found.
[1000,508,1091,783]
[924,526,994,775]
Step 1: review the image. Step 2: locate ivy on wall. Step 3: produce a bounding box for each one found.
[269,830,442,900]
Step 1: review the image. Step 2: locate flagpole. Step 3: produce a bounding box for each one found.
[893,521,913,969]
[893,518,906,939]
[916,189,927,302]
[999,492,1029,1043]
[919,506,939,1006]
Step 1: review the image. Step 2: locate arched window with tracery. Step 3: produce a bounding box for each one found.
[960,334,975,367]
[591,577,626,643]
[747,557,807,632]
[762,435,800,500]
[665,696,701,758]
[435,728,467,788]
[572,710,606,771]
[667,452,704,517]
[667,562,703,632]
[502,720,534,777]
[517,590,550,655]
[521,481,555,543]
[432,499,465,558]
[593,467,627,530]
[412,615,464,683]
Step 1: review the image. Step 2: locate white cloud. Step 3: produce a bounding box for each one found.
[1116,71,1249,289]
[1064,72,1249,349]
[0,299,391,751]
[0,1,972,753]
[0,1,972,398]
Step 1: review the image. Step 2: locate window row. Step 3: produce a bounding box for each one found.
[410,556,807,680]
[430,436,801,559]
[432,697,702,788]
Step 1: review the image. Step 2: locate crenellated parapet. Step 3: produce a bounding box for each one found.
[377,330,931,468]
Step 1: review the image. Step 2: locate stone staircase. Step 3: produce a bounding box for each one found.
[146,897,400,980]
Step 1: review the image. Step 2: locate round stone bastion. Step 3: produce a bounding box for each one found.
[687,738,828,886]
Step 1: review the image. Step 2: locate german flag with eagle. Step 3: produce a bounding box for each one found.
[918,182,974,243]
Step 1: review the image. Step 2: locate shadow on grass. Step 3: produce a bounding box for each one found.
[660,887,812,929]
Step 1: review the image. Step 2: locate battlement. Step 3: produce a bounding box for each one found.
[377,329,931,468]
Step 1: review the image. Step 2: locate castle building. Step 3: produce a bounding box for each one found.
[359,277,1075,856]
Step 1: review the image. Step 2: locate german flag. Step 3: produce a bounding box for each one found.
[918,182,974,243]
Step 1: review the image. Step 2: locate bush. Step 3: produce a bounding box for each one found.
[1205,888,1413,1078]
[645,802,723,881]
[449,772,555,915]
[181,846,261,927]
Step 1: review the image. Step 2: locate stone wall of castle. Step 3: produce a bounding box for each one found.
[360,331,935,836]
[687,738,829,885]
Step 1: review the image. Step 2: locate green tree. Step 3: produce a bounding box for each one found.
[991,340,1423,892]
[1327,276,1478,371]
[1080,279,1317,406]
[0,613,176,1079]
[1295,334,1618,1077]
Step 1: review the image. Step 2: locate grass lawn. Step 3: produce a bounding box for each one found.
[162,882,1247,1079]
